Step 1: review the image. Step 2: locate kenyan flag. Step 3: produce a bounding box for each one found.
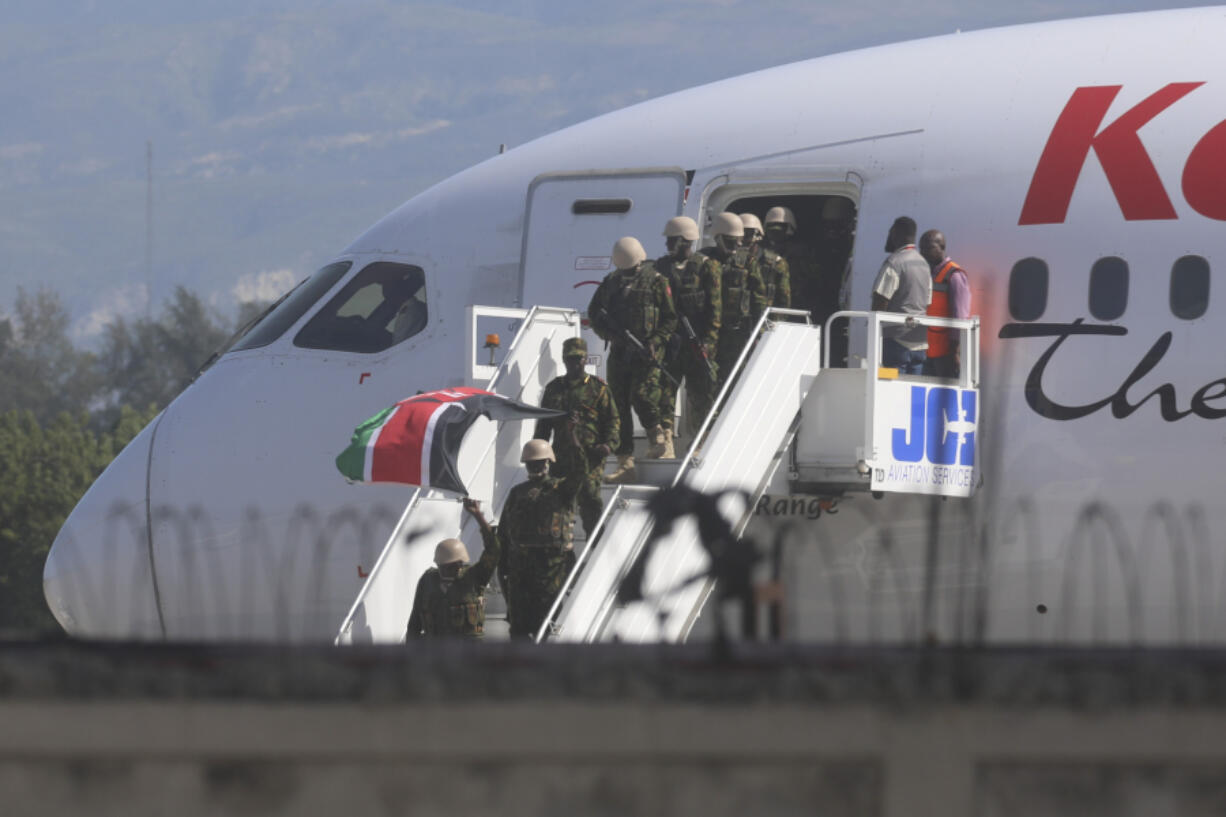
[336,387,563,495]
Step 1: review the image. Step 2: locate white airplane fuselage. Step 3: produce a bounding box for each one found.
[44,7,1226,643]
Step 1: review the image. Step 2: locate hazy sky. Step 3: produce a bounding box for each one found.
[0,1,1218,339]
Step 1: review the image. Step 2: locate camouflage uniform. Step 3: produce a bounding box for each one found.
[497,443,584,639]
[534,351,619,536]
[654,255,686,435]
[587,260,677,456]
[406,523,499,639]
[754,244,791,310]
[656,251,722,434]
[713,245,766,391]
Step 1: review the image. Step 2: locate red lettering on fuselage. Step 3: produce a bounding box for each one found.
[1019,83,1205,225]
[1183,118,1226,220]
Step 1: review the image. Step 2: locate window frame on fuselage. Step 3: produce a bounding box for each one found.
[1170,255,1210,321]
[293,261,428,354]
[1007,257,1049,322]
[229,261,354,353]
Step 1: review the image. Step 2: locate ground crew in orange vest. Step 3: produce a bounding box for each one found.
[919,229,970,378]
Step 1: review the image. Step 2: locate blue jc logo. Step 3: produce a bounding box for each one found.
[891,386,976,465]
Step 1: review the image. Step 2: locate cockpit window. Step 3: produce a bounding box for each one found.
[230,261,352,352]
[294,262,427,353]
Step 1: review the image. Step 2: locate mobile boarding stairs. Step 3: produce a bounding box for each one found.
[336,307,979,645]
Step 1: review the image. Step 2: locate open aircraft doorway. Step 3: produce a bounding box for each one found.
[715,191,859,366]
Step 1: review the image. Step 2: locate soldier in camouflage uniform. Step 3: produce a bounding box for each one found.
[406,498,498,639]
[588,236,677,482]
[533,336,619,537]
[743,212,790,310]
[765,206,820,321]
[655,216,721,442]
[709,212,766,391]
[498,433,583,640]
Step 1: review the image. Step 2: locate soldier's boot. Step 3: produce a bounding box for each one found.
[661,427,676,459]
[645,425,668,459]
[606,454,637,484]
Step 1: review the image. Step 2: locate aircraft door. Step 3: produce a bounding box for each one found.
[518,168,687,373]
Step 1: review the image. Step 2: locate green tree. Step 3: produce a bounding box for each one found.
[0,405,155,632]
[0,283,262,632]
[96,285,230,418]
[0,288,98,423]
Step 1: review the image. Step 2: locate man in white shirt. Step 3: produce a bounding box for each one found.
[870,216,931,375]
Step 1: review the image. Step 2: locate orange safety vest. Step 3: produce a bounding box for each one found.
[926,260,966,358]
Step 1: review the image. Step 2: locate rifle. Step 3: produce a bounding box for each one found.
[679,315,718,383]
[597,308,679,387]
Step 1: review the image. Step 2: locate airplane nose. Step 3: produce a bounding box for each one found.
[43,420,165,639]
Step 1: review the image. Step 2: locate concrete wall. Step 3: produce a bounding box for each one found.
[3,643,1226,816]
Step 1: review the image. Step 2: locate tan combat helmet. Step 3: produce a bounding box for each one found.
[520,439,556,463]
[663,216,700,241]
[764,206,798,235]
[434,538,470,566]
[611,236,647,269]
[712,211,745,238]
[712,211,744,252]
[740,213,764,240]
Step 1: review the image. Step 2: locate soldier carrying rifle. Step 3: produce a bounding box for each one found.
[654,216,722,445]
[588,236,677,483]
